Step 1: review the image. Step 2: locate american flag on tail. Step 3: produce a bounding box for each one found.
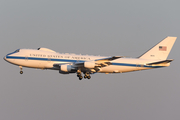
[159,46,167,51]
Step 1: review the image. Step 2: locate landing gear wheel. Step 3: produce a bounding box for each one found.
[79,76,83,80]
[77,72,81,77]
[87,76,91,79]
[77,70,83,80]
[20,71,23,74]
[84,75,87,79]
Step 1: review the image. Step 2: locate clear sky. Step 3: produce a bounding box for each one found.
[0,0,180,120]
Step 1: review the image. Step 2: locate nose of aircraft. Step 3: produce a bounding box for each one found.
[4,52,12,62]
[4,50,19,63]
[4,54,15,64]
[4,55,8,61]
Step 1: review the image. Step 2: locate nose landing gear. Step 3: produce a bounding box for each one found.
[19,66,23,74]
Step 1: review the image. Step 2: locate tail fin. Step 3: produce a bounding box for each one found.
[139,36,177,60]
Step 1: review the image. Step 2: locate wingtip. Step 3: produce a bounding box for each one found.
[167,36,177,39]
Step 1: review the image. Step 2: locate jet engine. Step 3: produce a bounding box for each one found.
[84,61,95,68]
[59,64,75,72]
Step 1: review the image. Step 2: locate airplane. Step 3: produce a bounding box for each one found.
[4,36,177,80]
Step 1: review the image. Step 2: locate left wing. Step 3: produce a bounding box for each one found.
[74,56,122,67]
[53,56,122,73]
[95,56,122,62]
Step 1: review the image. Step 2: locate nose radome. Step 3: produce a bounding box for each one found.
[4,55,9,62]
[3,56,6,60]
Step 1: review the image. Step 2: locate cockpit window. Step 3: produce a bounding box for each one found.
[15,49,20,53]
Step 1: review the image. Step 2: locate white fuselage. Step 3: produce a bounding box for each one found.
[4,49,169,74]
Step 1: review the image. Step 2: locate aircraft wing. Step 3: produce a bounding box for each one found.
[93,56,122,67]
[74,56,122,67]
[53,56,122,72]
[95,56,122,62]
[146,59,173,65]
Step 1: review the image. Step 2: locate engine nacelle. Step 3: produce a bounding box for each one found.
[84,61,95,68]
[60,64,73,72]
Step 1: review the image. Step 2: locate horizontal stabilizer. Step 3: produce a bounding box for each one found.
[146,59,173,65]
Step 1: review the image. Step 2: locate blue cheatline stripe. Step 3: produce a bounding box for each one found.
[6,56,164,68]
[112,63,137,67]
[111,63,163,68]
[6,56,85,63]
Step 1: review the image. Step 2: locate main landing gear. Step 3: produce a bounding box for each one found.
[77,72,83,80]
[77,70,82,80]
[19,66,23,74]
[77,71,91,80]
[84,72,91,79]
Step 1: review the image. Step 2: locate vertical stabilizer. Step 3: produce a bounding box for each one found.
[139,36,177,60]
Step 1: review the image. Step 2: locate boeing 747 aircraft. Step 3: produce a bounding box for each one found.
[4,36,177,80]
